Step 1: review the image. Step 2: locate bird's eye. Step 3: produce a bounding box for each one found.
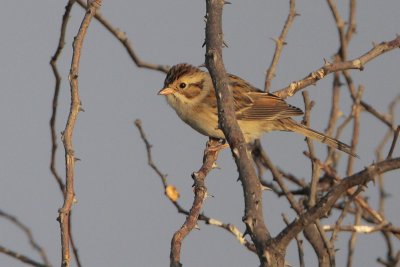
[179,82,187,89]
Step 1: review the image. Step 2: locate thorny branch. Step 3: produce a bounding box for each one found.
[134,120,256,266]
[272,35,400,99]
[0,210,50,267]
[205,0,273,266]
[57,1,101,267]
[264,0,297,92]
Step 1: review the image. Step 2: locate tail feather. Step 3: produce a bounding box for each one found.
[284,119,358,158]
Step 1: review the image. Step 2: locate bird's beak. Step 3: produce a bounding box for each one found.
[158,87,174,95]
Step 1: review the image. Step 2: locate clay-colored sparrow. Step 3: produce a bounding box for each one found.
[158,63,356,157]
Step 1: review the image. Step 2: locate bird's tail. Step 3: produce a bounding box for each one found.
[283,118,358,158]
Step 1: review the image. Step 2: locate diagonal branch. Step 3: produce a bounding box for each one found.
[273,36,400,99]
[75,0,169,73]
[274,157,400,249]
[264,0,297,92]
[170,139,222,267]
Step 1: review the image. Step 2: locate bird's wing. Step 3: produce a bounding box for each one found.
[207,73,304,120]
[235,92,304,120]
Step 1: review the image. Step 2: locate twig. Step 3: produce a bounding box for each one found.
[75,0,169,73]
[272,36,400,99]
[347,205,361,267]
[0,245,48,267]
[283,214,304,267]
[274,157,400,249]
[315,220,336,267]
[264,0,297,92]
[387,126,400,159]
[0,209,51,266]
[134,119,168,188]
[58,2,101,266]
[346,0,357,43]
[325,224,400,235]
[133,120,256,258]
[50,2,83,266]
[50,0,75,196]
[346,85,364,175]
[325,71,343,164]
[302,91,321,207]
[170,139,222,267]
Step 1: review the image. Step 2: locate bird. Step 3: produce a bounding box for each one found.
[158,63,357,157]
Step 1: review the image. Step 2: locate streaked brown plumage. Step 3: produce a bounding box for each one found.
[158,63,357,157]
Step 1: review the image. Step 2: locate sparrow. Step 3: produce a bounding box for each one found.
[158,63,356,157]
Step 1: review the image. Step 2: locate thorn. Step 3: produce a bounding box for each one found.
[192,172,200,180]
[224,1,232,4]
[211,162,220,169]
[261,185,272,191]
[223,40,229,48]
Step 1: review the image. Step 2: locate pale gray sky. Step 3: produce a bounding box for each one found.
[0,1,399,266]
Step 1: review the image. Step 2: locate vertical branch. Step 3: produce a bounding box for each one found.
[50,0,76,195]
[204,1,273,266]
[264,0,296,92]
[57,1,101,267]
[325,68,343,167]
[301,91,320,206]
[346,85,363,175]
[346,205,362,267]
[170,139,222,267]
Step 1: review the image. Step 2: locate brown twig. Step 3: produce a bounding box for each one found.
[170,139,222,267]
[133,120,257,259]
[0,209,51,266]
[346,0,357,43]
[264,0,297,92]
[272,36,400,99]
[387,126,400,159]
[75,0,169,74]
[50,0,75,196]
[325,71,343,165]
[274,157,400,249]
[347,204,361,267]
[0,245,48,267]
[50,2,83,266]
[283,214,305,267]
[204,1,272,266]
[301,91,321,207]
[134,119,168,188]
[57,2,101,267]
[346,85,364,175]
[342,69,395,130]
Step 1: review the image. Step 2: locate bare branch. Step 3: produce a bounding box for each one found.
[0,209,51,266]
[57,2,101,266]
[170,139,222,266]
[75,0,169,73]
[0,245,48,267]
[273,36,400,99]
[134,120,256,254]
[264,0,297,92]
[204,0,272,266]
[274,157,400,249]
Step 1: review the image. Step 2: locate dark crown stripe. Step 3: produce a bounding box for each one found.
[164,64,203,87]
